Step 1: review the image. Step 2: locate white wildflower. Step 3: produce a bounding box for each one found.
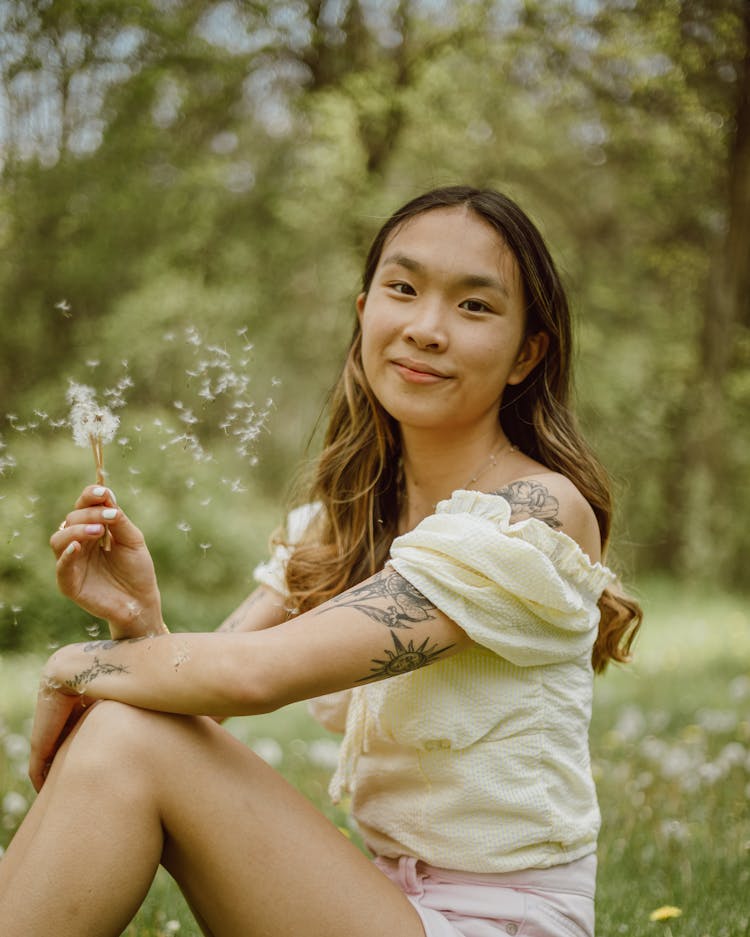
[2,791,28,817]
[251,737,283,766]
[307,738,341,771]
[4,734,30,760]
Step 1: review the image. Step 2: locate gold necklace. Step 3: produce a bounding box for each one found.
[462,437,517,491]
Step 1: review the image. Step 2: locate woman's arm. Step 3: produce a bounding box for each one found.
[50,486,166,639]
[215,586,290,635]
[50,488,290,639]
[32,567,470,788]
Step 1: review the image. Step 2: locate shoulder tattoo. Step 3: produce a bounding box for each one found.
[493,479,562,529]
[321,570,438,629]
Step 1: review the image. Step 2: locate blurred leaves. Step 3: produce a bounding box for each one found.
[1,0,748,647]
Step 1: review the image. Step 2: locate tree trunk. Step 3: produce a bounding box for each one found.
[677,2,750,581]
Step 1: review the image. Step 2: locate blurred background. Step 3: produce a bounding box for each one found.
[1,0,748,649]
[0,3,749,933]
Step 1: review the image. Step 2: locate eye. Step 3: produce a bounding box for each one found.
[389,281,416,296]
[459,299,492,314]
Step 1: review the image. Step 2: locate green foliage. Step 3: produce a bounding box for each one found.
[1,0,749,652]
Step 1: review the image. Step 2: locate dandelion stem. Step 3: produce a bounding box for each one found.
[89,434,112,551]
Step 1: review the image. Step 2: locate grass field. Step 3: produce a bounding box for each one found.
[1,577,748,936]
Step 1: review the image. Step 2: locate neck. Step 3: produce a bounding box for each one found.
[398,425,511,530]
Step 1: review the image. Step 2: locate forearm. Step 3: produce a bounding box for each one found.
[45,633,268,719]
[215,586,289,635]
[106,599,169,641]
[44,570,469,719]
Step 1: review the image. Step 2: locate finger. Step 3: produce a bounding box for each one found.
[49,513,113,556]
[29,683,82,792]
[74,485,118,510]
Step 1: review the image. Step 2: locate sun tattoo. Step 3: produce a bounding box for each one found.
[323,570,438,629]
[356,631,454,682]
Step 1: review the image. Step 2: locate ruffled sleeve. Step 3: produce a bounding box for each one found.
[252,502,322,597]
[252,501,352,733]
[387,489,617,667]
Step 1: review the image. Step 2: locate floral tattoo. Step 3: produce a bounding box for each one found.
[64,656,130,692]
[322,570,438,629]
[494,480,562,529]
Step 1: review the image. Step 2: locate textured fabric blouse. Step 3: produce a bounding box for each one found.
[254,490,616,873]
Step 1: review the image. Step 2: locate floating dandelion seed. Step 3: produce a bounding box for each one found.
[177,521,191,534]
[67,382,120,550]
[55,299,72,317]
[199,542,212,556]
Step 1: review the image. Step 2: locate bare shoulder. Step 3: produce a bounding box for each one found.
[491,473,602,562]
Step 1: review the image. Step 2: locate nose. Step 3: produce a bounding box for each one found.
[403,297,447,351]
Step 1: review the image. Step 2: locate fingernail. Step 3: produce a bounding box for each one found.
[65,542,77,555]
[93,486,107,496]
[102,508,117,520]
[86,524,104,534]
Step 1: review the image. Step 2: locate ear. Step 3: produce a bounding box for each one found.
[356,292,367,322]
[507,331,549,385]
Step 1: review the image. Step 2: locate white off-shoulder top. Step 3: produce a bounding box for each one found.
[254,490,616,873]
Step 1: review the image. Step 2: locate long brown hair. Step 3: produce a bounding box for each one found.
[285,186,641,672]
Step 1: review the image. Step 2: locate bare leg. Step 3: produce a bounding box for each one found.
[0,701,425,937]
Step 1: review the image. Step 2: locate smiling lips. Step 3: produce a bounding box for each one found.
[391,358,450,383]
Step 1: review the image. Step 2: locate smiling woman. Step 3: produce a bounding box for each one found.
[356,206,548,443]
[0,186,641,937]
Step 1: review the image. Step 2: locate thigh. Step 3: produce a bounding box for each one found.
[90,704,426,937]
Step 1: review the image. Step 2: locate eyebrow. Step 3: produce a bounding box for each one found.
[380,252,509,297]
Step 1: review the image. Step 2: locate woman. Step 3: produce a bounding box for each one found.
[0,186,640,937]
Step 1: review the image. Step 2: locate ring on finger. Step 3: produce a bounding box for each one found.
[58,519,68,530]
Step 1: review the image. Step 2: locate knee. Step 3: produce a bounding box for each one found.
[63,701,172,782]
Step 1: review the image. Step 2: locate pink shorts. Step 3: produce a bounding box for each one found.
[373,854,596,937]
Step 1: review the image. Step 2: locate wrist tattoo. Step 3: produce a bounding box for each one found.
[323,571,437,629]
[64,656,130,692]
[357,631,454,682]
[494,480,562,529]
[83,636,148,653]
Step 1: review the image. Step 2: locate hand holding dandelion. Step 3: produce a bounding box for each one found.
[50,485,167,639]
[67,383,119,550]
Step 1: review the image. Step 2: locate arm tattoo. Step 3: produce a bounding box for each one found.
[64,656,130,692]
[494,480,562,529]
[321,571,438,629]
[356,631,454,682]
[83,636,147,652]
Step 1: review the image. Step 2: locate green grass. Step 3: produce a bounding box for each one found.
[1,578,749,936]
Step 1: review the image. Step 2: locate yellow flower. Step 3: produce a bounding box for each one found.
[649,906,682,922]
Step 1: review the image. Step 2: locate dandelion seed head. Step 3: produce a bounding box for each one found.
[67,382,120,446]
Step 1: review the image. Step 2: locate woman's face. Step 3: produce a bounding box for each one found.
[357,206,547,437]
